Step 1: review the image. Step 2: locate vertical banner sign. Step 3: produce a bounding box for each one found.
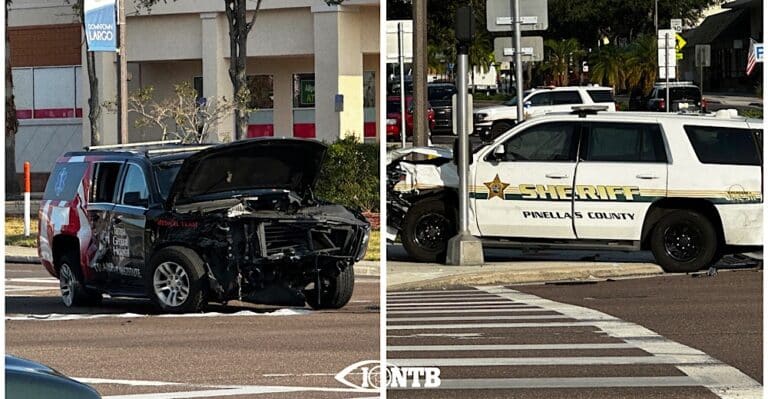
[84,0,117,52]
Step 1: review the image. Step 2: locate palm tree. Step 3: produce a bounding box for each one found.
[589,45,625,92]
[468,31,495,94]
[625,34,657,94]
[542,38,583,86]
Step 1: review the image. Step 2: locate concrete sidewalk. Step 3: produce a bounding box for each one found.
[386,245,664,290]
[4,245,381,276]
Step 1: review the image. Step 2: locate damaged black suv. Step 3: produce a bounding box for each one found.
[38,139,370,313]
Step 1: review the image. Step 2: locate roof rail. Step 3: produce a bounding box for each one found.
[84,139,181,151]
[571,105,609,117]
[146,145,212,155]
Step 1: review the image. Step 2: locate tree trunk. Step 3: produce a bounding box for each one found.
[225,0,261,141]
[6,1,20,197]
[77,1,101,145]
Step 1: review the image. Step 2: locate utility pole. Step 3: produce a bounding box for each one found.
[512,0,524,121]
[412,0,428,147]
[446,5,484,267]
[117,0,128,144]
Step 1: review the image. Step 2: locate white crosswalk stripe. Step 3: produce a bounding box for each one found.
[387,286,762,397]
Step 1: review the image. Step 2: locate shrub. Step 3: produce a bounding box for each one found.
[316,137,379,212]
[739,107,763,119]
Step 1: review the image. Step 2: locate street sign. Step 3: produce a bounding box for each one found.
[675,33,687,51]
[756,43,764,63]
[486,0,548,32]
[494,36,544,62]
[657,29,676,48]
[658,67,676,80]
[670,18,683,33]
[658,48,677,67]
[385,20,413,63]
[695,44,711,67]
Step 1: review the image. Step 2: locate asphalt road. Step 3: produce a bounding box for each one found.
[386,270,761,398]
[6,262,381,399]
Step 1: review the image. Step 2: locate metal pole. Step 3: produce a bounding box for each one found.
[398,22,407,148]
[118,0,128,144]
[654,0,658,34]
[412,0,428,148]
[665,32,670,113]
[513,0,524,122]
[456,52,470,234]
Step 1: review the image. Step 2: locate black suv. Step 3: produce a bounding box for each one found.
[643,83,707,112]
[38,139,370,313]
[428,83,457,134]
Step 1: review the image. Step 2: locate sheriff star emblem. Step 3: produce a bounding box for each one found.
[484,174,509,200]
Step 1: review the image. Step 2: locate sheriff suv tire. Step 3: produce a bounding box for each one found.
[401,198,456,263]
[649,210,720,273]
[147,247,207,313]
[305,266,355,310]
[59,255,102,307]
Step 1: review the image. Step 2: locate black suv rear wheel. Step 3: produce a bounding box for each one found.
[649,210,720,273]
[59,256,101,307]
[147,247,207,313]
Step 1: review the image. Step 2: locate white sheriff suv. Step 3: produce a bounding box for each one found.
[387,108,763,273]
[473,86,617,138]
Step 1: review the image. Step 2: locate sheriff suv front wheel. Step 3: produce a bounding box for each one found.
[649,210,720,273]
[59,257,102,307]
[147,247,207,313]
[305,266,355,310]
[401,198,455,262]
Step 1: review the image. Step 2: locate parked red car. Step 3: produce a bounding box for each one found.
[386,96,436,141]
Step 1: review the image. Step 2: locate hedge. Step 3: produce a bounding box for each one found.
[316,137,379,212]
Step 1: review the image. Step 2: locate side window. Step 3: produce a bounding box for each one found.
[90,163,122,203]
[584,123,667,163]
[500,122,579,162]
[43,162,88,201]
[528,93,551,106]
[121,164,149,206]
[552,91,582,105]
[684,125,761,166]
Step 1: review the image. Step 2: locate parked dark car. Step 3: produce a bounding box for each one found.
[427,83,457,134]
[644,83,707,112]
[39,139,370,313]
[6,355,101,399]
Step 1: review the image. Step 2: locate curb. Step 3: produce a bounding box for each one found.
[387,264,664,291]
[354,260,381,277]
[6,255,39,264]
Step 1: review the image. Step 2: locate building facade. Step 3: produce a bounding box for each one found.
[9,0,381,190]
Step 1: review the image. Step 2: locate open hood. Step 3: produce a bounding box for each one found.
[168,138,327,207]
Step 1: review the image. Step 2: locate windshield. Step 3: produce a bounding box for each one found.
[428,85,456,102]
[153,161,183,201]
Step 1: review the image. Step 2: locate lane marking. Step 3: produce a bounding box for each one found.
[388,322,597,330]
[6,308,312,321]
[388,333,484,339]
[476,286,762,398]
[388,295,502,302]
[388,301,517,307]
[388,307,552,315]
[390,355,716,367]
[387,304,536,311]
[388,315,571,322]
[391,376,701,390]
[6,278,58,284]
[388,343,635,352]
[388,289,482,296]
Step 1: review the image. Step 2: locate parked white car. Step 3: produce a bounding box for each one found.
[473,86,617,138]
[387,108,763,273]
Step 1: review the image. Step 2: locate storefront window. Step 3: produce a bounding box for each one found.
[364,71,376,108]
[247,75,274,109]
[293,73,315,108]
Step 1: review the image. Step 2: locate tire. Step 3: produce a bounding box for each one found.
[490,121,514,138]
[59,257,102,307]
[305,266,355,310]
[649,210,720,273]
[401,198,456,263]
[147,247,207,313]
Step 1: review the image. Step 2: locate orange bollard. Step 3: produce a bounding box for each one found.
[23,161,31,237]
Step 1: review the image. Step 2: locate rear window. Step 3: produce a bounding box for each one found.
[43,162,88,201]
[428,85,456,101]
[587,90,615,103]
[656,87,701,100]
[684,125,762,166]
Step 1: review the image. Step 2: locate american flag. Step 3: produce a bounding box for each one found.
[746,38,757,76]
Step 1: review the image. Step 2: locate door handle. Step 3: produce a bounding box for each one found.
[545,173,569,179]
[636,174,659,180]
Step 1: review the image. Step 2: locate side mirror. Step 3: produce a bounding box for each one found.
[524,101,532,108]
[123,191,148,208]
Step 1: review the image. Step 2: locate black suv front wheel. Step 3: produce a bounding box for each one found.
[305,266,355,310]
[147,247,207,313]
